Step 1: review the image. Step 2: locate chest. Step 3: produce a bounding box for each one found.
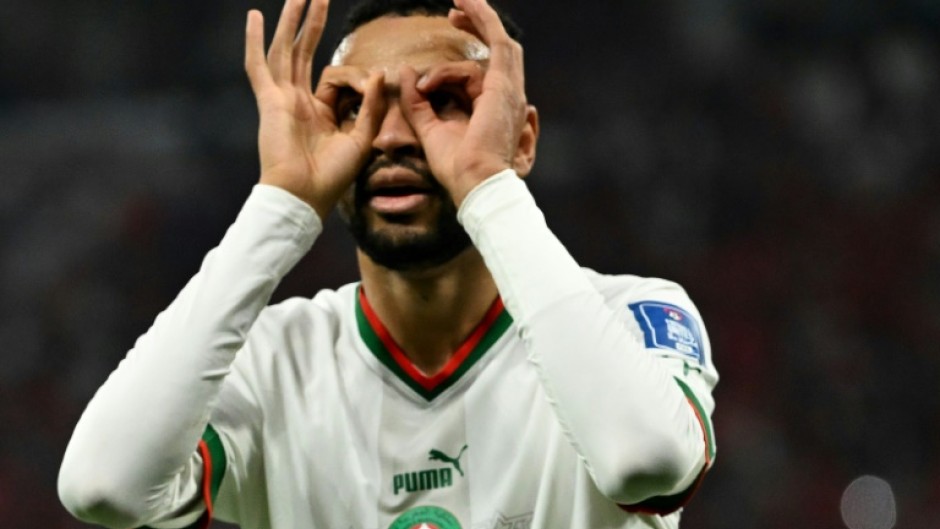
[252,319,637,529]
[259,330,602,528]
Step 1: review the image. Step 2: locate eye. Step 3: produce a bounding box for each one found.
[427,88,470,117]
[335,89,363,122]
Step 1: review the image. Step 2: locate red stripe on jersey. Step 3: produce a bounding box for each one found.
[618,397,712,516]
[358,288,505,392]
[196,440,214,529]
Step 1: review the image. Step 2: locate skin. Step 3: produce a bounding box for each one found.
[244,0,539,375]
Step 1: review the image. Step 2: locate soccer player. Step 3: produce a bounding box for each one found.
[58,0,718,527]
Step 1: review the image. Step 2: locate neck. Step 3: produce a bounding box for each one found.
[358,248,499,377]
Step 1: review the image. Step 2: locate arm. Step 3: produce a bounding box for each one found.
[58,185,320,528]
[58,0,384,526]
[459,172,715,507]
[401,0,715,507]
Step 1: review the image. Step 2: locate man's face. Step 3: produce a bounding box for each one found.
[325,15,490,272]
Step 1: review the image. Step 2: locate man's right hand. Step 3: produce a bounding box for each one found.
[245,0,385,219]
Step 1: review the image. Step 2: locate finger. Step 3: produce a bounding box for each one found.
[245,10,274,94]
[399,66,437,136]
[268,0,306,82]
[350,71,387,145]
[448,9,484,43]
[416,61,484,100]
[313,66,368,107]
[452,0,518,74]
[294,0,329,87]
[452,0,509,44]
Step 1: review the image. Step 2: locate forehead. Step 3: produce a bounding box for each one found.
[332,15,489,70]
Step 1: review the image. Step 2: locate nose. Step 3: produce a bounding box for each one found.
[371,101,421,157]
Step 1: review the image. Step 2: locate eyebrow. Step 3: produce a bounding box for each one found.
[321,67,434,92]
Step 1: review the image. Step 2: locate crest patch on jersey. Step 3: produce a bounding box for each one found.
[628,301,705,364]
[388,506,462,529]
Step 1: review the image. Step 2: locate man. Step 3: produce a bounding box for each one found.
[58,0,718,528]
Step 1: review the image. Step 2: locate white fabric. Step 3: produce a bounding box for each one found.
[58,175,717,529]
[458,171,711,503]
[58,185,321,528]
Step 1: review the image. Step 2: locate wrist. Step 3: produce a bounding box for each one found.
[255,186,328,227]
[307,198,335,222]
[451,164,514,207]
[456,168,521,216]
[257,174,334,221]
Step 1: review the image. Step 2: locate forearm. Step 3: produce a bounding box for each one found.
[458,172,707,504]
[58,185,320,528]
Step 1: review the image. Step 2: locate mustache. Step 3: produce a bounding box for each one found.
[359,156,442,191]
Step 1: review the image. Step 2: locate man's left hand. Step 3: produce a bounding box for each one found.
[400,0,533,206]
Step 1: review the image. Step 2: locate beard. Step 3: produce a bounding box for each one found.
[340,156,473,272]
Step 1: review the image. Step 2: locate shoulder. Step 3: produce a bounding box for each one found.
[252,282,357,334]
[583,267,696,308]
[226,282,360,393]
[583,267,714,372]
[236,282,360,365]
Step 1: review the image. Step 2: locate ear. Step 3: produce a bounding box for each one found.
[512,104,539,178]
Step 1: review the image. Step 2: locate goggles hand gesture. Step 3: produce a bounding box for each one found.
[401,0,536,206]
[245,0,385,218]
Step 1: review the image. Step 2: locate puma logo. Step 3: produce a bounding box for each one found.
[428,445,468,476]
[392,445,469,495]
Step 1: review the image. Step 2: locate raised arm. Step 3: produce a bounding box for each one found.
[401,0,715,508]
[57,1,382,527]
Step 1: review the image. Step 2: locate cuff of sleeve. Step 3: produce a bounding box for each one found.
[457,169,593,319]
[456,169,527,234]
[248,184,323,242]
[225,184,323,278]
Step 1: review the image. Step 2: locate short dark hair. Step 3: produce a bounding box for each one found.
[335,0,522,51]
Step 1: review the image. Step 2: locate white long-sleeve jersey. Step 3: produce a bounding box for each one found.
[59,171,717,529]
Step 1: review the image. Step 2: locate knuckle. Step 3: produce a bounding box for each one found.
[493,36,512,48]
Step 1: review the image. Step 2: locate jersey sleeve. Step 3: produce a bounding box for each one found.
[58,185,320,529]
[608,280,717,514]
[458,171,717,511]
[202,342,270,527]
[144,340,269,529]
[137,425,228,529]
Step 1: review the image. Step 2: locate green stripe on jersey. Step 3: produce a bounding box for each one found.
[138,425,226,529]
[355,291,513,401]
[674,377,716,462]
[623,378,716,515]
[202,423,226,503]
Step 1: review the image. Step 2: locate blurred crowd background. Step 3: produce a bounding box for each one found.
[1,0,938,527]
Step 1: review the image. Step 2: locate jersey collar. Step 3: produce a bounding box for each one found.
[355,286,513,401]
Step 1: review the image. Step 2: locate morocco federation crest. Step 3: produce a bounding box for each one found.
[388,506,462,529]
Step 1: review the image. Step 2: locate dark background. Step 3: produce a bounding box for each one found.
[1,0,938,527]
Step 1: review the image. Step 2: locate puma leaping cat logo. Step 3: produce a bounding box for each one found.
[428,445,468,476]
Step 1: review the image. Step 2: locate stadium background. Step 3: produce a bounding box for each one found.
[1,0,938,527]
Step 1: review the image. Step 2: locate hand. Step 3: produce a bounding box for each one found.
[245,0,385,219]
[399,0,535,206]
